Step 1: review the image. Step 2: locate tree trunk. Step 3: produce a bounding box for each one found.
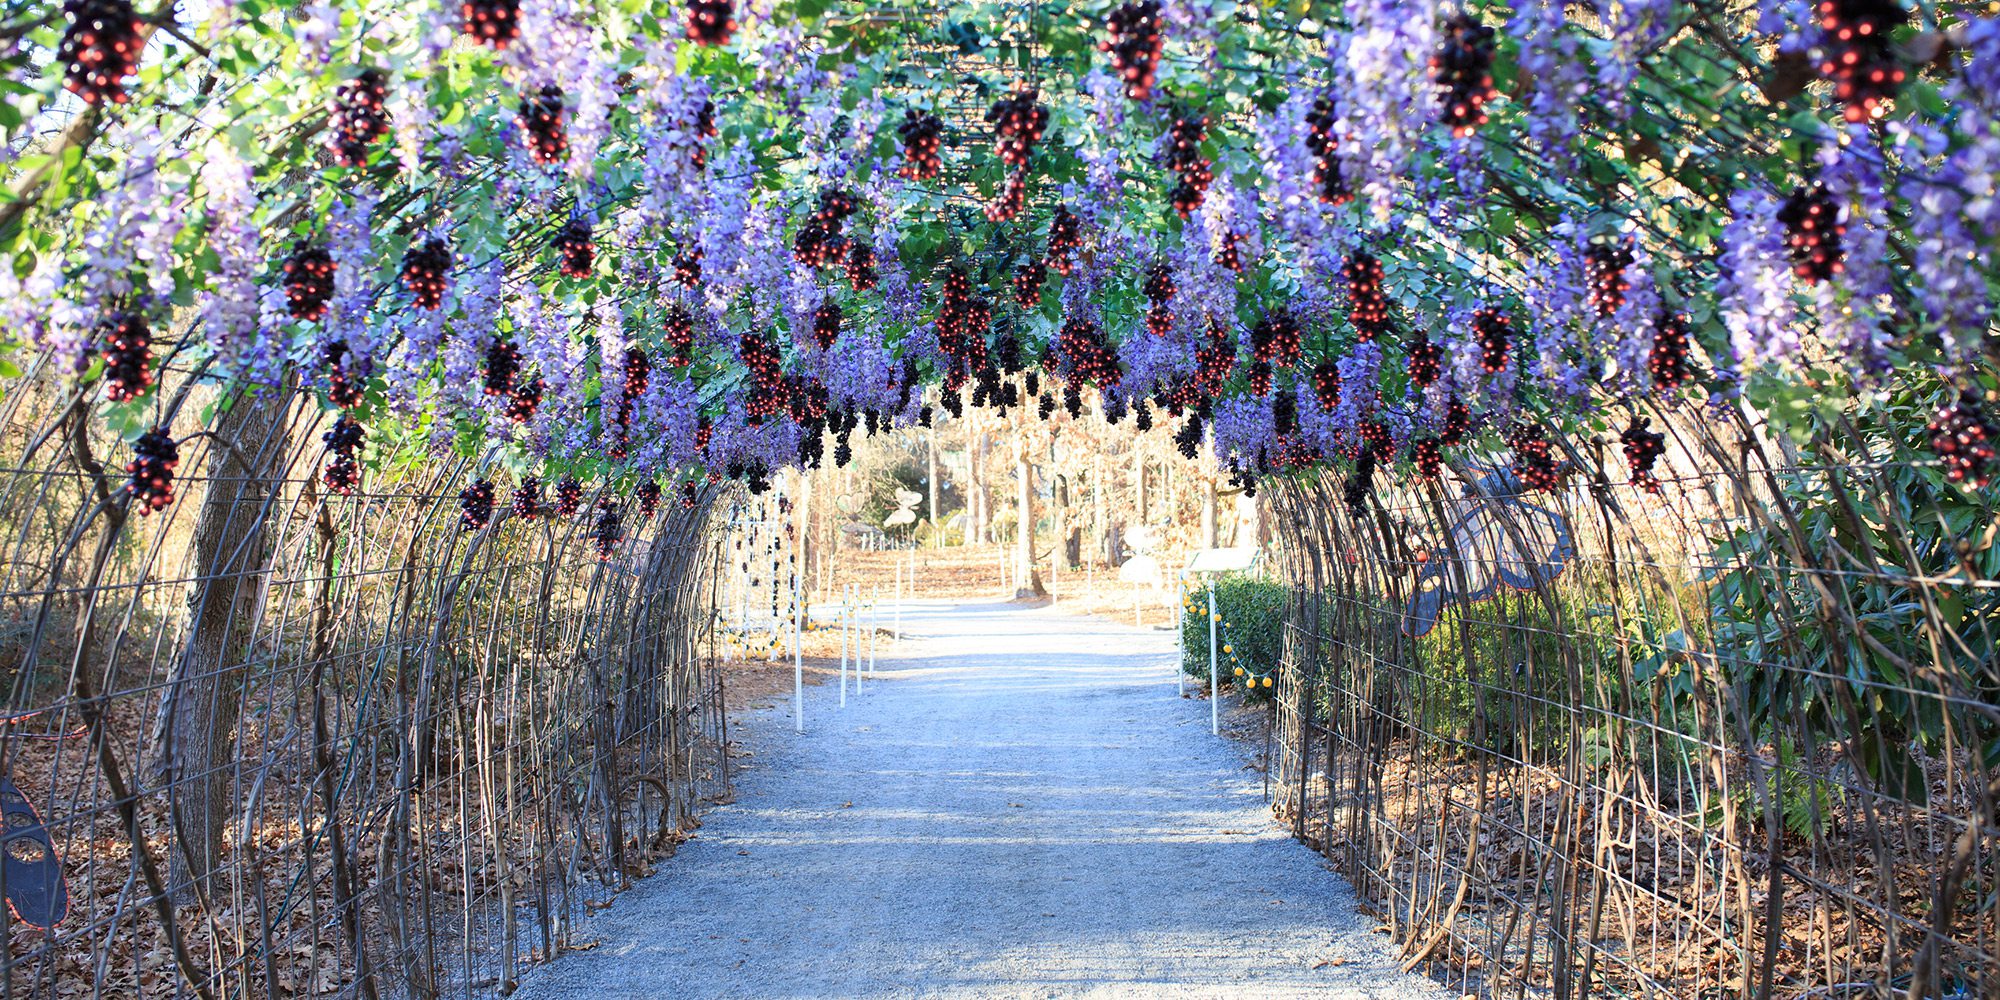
[925,427,941,547]
[1014,439,1044,597]
[158,383,293,902]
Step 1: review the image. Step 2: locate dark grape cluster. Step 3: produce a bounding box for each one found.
[1311,360,1341,411]
[459,477,496,532]
[283,240,337,322]
[1101,1,1164,101]
[795,188,858,267]
[681,481,699,509]
[1143,263,1175,336]
[483,337,520,397]
[1047,205,1083,274]
[694,415,714,452]
[846,240,877,291]
[322,416,365,495]
[1014,260,1047,309]
[985,166,1028,223]
[1440,396,1471,446]
[460,0,522,48]
[1250,308,1302,368]
[1359,416,1395,455]
[1777,182,1846,284]
[1304,96,1351,205]
[1344,445,1376,514]
[519,85,569,165]
[1246,360,1273,397]
[1191,321,1236,402]
[673,247,702,286]
[1620,415,1667,494]
[1407,333,1442,388]
[740,331,788,423]
[60,0,143,106]
[1058,317,1121,388]
[896,109,944,181]
[127,426,179,516]
[1508,422,1565,492]
[1213,233,1243,274]
[1133,398,1153,431]
[637,480,661,517]
[1411,435,1443,479]
[987,89,1049,167]
[1474,307,1512,374]
[1927,391,1997,488]
[686,0,736,46]
[555,475,584,517]
[590,498,624,557]
[401,237,451,310]
[1165,115,1213,217]
[1344,251,1389,342]
[321,341,366,409]
[935,267,993,384]
[1433,12,1497,138]
[329,68,392,168]
[663,303,696,363]
[1586,240,1635,317]
[1650,311,1694,389]
[513,476,542,519]
[1173,412,1204,459]
[1815,0,1908,123]
[812,301,843,349]
[98,310,153,402]
[1060,384,1082,419]
[553,217,594,278]
[1272,388,1297,437]
[1023,368,1041,399]
[506,373,542,423]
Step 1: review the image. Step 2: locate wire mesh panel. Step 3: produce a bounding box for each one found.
[0,363,729,998]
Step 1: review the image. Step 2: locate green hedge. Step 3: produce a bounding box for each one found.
[1179,574,1287,702]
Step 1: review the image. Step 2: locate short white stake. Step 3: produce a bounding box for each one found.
[792,570,804,734]
[839,585,850,708]
[1207,579,1219,736]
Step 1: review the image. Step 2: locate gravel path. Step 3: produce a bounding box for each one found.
[513,600,1449,1000]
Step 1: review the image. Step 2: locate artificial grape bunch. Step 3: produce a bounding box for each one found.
[1344,251,1390,342]
[1047,206,1083,275]
[795,188,858,267]
[1407,333,1443,389]
[1509,422,1565,492]
[1013,260,1047,309]
[506,373,542,423]
[1411,435,1443,479]
[1440,396,1471,446]
[1344,445,1376,514]
[1433,12,1497,138]
[483,338,519,397]
[624,346,651,402]
[686,0,736,46]
[673,248,702,286]
[1304,96,1351,205]
[1144,263,1176,336]
[1173,412,1204,460]
[1023,368,1041,399]
[555,475,584,517]
[987,89,1050,167]
[1620,415,1667,494]
[1102,1,1164,101]
[322,341,367,409]
[1777,183,1846,284]
[59,0,143,106]
[1927,391,1998,488]
[637,480,661,518]
[1134,398,1153,432]
[329,68,392,168]
[740,331,788,423]
[940,389,964,419]
[1474,307,1512,373]
[553,217,594,278]
[127,426,179,515]
[1586,240,1635,317]
[812,301,843,349]
[1814,0,1908,123]
[694,415,714,452]
[1250,308,1302,368]
[283,241,338,322]
[1311,361,1342,411]
[986,166,1029,223]
[1063,385,1084,419]
[322,416,365,495]
[1272,388,1297,438]
[1360,416,1395,455]
[460,0,522,48]
[98,310,153,402]
[401,237,451,310]
[1165,114,1213,217]
[513,476,543,519]
[935,267,993,376]
[1191,322,1236,401]
[896,109,944,181]
[1037,392,1057,420]
[1650,311,1694,389]
[519,85,570,165]
[590,499,625,557]
[847,240,878,291]
[1246,360,1274,397]
[663,303,696,363]
[917,404,933,427]
[459,478,496,532]
[1213,233,1243,273]
[681,481,700,509]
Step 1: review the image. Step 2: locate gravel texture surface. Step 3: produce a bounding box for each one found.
[512,600,1451,1000]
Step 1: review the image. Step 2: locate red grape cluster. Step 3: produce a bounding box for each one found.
[459,478,496,531]
[322,341,366,409]
[1272,388,1298,437]
[1165,115,1213,217]
[1508,422,1565,492]
[694,415,714,452]
[1585,240,1634,317]
[127,426,179,515]
[740,331,788,423]
[553,217,594,278]
[1047,205,1083,274]
[680,481,699,509]
[1213,233,1243,274]
[1304,96,1351,205]
[988,89,1049,167]
[322,416,365,495]
[674,248,702,286]
[1344,251,1389,342]
[847,240,878,291]
[484,337,520,397]
[1433,13,1497,138]
[588,499,624,556]
[795,188,858,267]
[329,69,392,168]
[283,241,338,322]
[1359,416,1394,455]
[513,476,542,519]
[1440,396,1470,446]
[896,109,944,181]
[637,480,661,518]
[506,373,542,423]
[99,310,153,402]
[401,237,451,310]
[1777,183,1846,284]
[1014,260,1048,309]
[936,267,993,378]
[1246,360,1273,397]
[460,0,522,48]
[1407,333,1442,389]
[519,85,570,165]
[555,475,584,517]
[1411,435,1443,479]
[1650,311,1694,389]
[60,0,143,106]
[687,0,736,46]
[1927,391,1997,488]
[1311,360,1341,411]
[623,346,651,401]
[1102,1,1164,101]
[812,301,843,349]
[1250,308,1302,368]
[1143,263,1175,336]
[986,167,1029,223]
[1191,321,1237,402]
[1474,307,1511,373]
[663,303,696,363]
[1815,0,1908,123]
[1620,415,1667,493]
[1058,317,1121,388]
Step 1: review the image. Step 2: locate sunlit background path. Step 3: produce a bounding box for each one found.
[513,601,1447,1000]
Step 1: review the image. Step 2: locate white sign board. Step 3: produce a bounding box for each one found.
[1184,546,1259,576]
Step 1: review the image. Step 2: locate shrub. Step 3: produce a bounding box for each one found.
[1179,573,1286,701]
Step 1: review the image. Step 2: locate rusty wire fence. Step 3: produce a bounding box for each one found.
[0,356,731,998]
[1268,398,1999,1000]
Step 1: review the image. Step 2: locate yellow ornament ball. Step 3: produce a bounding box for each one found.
[1263,677,1274,688]
[1210,613,1221,622]
[1223,644,1233,654]
[1233,666,1244,676]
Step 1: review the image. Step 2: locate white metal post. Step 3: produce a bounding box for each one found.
[1176,575,1185,699]
[894,553,903,643]
[869,586,879,678]
[792,569,804,734]
[1207,579,1219,735]
[839,584,849,707]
